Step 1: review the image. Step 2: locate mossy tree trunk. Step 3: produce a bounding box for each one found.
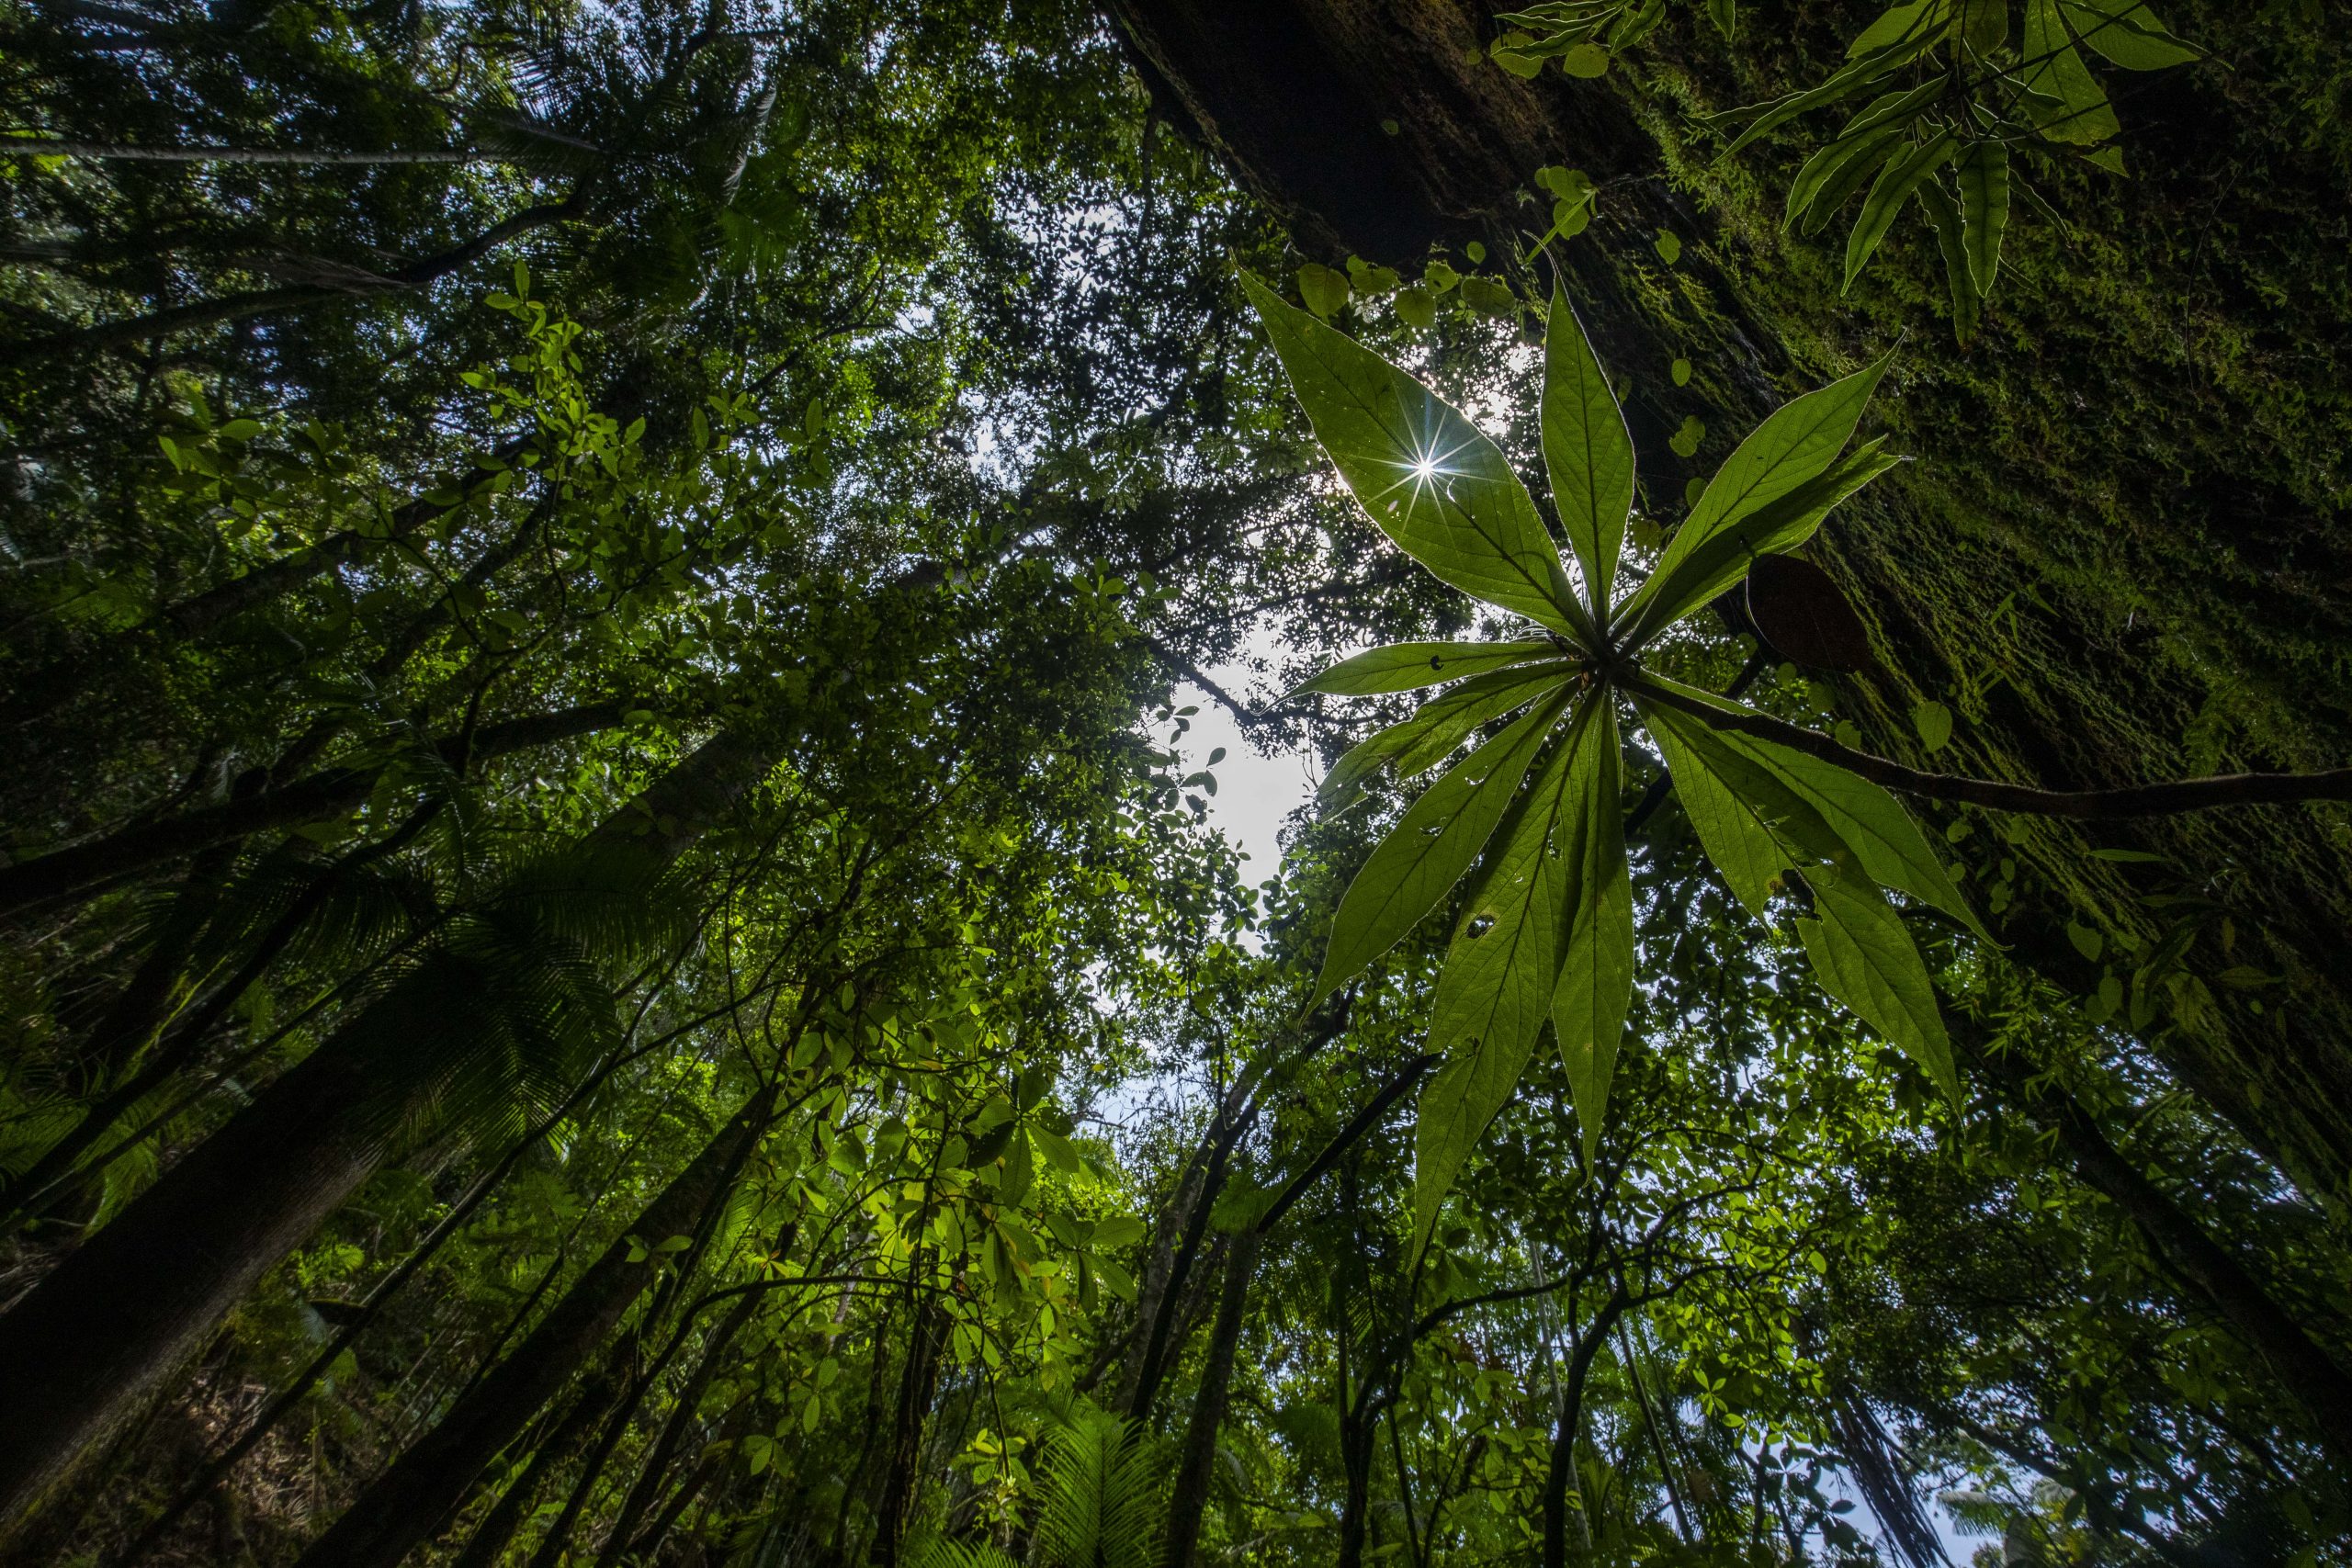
[1106,0,2352,1210]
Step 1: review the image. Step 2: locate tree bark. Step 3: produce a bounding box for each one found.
[0,726,779,1539]
[447,1365,628,1568]
[596,1272,774,1565]
[1539,1292,1627,1568]
[872,1294,950,1567]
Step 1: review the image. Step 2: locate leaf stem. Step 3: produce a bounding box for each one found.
[1624,675,2352,819]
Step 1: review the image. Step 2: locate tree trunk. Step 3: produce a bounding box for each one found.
[872,1293,949,1568]
[597,1277,773,1563]
[448,1364,628,1568]
[292,1082,782,1568]
[1162,1228,1257,1568]
[0,727,778,1538]
[1539,1297,1625,1568]
[1102,0,2352,1209]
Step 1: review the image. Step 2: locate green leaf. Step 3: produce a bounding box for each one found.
[1781,85,1937,229]
[1795,862,1959,1100]
[1320,664,1577,804]
[1314,688,1573,1000]
[1294,638,1562,697]
[1638,697,1838,915]
[2021,0,2120,145]
[1540,284,1637,615]
[2059,0,2198,69]
[1552,697,1633,1167]
[1954,140,2009,298]
[1959,0,2007,49]
[1843,130,1958,293]
[1800,134,1905,238]
[1847,0,1952,57]
[1643,676,1986,937]
[1563,42,1611,76]
[1297,263,1351,318]
[1395,285,1439,330]
[1913,699,1954,751]
[1413,692,1600,1254]
[1917,178,1982,344]
[1654,231,1682,265]
[2066,919,2105,961]
[1714,29,1939,158]
[1707,0,1736,39]
[1244,275,1591,645]
[1091,1214,1148,1249]
[1615,419,1900,651]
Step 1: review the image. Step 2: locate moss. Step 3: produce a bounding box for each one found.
[1569,1,2352,1202]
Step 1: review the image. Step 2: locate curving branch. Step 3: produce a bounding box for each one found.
[1626,674,2352,819]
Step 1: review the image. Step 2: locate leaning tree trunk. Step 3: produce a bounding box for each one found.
[291,1083,784,1568]
[0,727,782,1537]
[1161,1228,1258,1568]
[1102,0,2352,1209]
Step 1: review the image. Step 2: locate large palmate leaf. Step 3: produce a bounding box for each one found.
[1413,691,1601,1254]
[1314,688,1574,1000]
[1796,861,1960,1099]
[1243,275,1592,647]
[1550,695,1632,1165]
[1295,639,1561,697]
[1321,663,1576,804]
[1264,280,1976,1167]
[1540,285,1635,614]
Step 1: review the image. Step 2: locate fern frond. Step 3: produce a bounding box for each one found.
[904,1537,1023,1568]
[1033,1402,1163,1568]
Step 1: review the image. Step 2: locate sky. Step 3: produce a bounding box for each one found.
[1166,672,1318,895]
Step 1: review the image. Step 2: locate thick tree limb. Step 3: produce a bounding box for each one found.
[6,197,585,362]
[1627,674,2352,818]
[0,699,634,915]
[8,141,483,164]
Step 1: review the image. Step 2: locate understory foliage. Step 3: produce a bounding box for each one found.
[0,0,2347,1565]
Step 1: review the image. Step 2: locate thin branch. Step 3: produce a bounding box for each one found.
[1626,674,2352,818]
[1256,1053,1439,1235]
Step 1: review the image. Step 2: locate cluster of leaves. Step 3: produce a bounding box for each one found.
[1244,270,1978,1245]
[1490,0,2199,340]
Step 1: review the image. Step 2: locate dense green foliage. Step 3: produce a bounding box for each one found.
[1,0,2347,1565]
